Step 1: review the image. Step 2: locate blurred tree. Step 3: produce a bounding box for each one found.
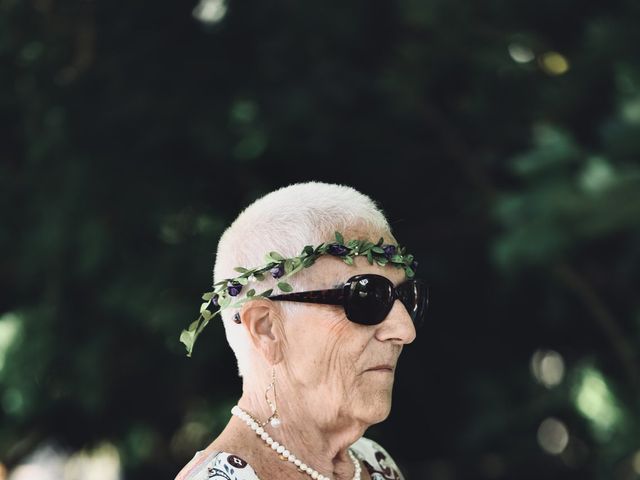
[0,0,639,479]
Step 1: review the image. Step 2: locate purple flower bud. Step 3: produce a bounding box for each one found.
[270,263,285,279]
[227,281,243,297]
[411,260,418,272]
[327,243,349,256]
[382,244,397,259]
[211,294,220,307]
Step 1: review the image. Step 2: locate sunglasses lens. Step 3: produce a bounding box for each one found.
[344,275,394,325]
[412,281,429,327]
[395,279,429,327]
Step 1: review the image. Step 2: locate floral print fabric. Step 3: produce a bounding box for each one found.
[175,436,405,480]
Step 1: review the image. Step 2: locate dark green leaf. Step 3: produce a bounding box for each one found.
[246,289,256,297]
[335,231,344,244]
[277,281,293,292]
[234,267,249,273]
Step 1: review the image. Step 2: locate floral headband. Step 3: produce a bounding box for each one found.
[180,231,418,357]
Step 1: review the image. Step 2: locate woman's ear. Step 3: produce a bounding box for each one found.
[240,298,284,365]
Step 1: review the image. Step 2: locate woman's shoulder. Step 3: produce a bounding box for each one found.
[175,437,405,480]
[175,449,260,480]
[350,436,406,480]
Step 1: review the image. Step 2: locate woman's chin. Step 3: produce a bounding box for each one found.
[357,397,393,424]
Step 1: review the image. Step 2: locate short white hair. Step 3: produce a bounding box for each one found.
[213,181,393,377]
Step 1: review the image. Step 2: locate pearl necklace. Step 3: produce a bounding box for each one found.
[231,405,362,480]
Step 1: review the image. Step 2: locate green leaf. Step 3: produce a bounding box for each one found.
[234,267,249,273]
[180,329,195,355]
[343,256,354,265]
[347,239,359,248]
[285,263,305,277]
[254,272,265,281]
[200,302,211,314]
[259,288,274,297]
[284,259,294,274]
[269,251,285,261]
[405,267,415,278]
[219,295,232,308]
[372,246,385,254]
[367,251,374,264]
[303,245,314,255]
[292,261,305,272]
[201,309,213,320]
[246,289,256,297]
[335,231,344,244]
[187,318,201,332]
[236,277,249,285]
[390,255,404,263]
[202,291,214,301]
[377,237,384,246]
[180,316,207,356]
[302,256,316,267]
[277,281,293,292]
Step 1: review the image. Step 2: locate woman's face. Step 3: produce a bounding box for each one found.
[279,253,417,428]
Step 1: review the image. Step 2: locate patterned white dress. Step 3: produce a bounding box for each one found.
[175,436,405,480]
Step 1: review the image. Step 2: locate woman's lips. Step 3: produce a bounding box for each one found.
[366,365,394,372]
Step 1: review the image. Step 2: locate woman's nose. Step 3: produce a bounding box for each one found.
[375,299,417,344]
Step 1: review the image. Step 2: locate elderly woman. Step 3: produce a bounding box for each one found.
[176,181,428,480]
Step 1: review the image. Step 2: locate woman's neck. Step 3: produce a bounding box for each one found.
[236,389,366,479]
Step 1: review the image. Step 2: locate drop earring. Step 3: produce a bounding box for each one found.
[264,366,281,428]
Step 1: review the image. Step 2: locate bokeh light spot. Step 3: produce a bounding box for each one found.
[572,366,622,440]
[539,52,570,75]
[0,312,21,375]
[192,0,227,24]
[630,450,640,474]
[530,349,565,388]
[537,417,569,455]
[508,43,535,63]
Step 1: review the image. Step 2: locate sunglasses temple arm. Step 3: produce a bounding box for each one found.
[267,289,344,306]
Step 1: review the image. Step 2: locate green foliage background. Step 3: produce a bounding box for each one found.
[1,0,639,478]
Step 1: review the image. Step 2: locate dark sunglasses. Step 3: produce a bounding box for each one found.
[264,273,429,327]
